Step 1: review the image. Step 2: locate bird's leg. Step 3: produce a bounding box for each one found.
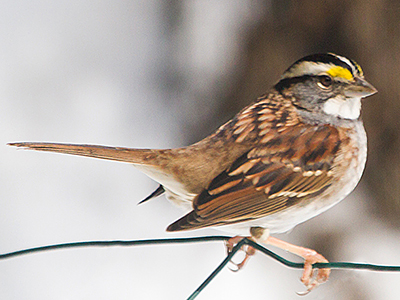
[225,236,256,271]
[250,227,330,294]
[266,236,330,294]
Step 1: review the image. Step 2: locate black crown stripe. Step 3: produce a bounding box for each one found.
[287,53,356,77]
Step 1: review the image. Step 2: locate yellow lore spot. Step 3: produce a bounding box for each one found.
[326,66,353,80]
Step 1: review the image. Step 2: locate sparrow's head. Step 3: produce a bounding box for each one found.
[275,53,377,122]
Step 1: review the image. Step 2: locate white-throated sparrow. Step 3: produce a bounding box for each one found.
[9,53,377,292]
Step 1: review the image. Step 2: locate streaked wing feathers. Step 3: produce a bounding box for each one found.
[167,124,342,231]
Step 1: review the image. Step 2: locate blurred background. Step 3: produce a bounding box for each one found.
[1,1,400,299]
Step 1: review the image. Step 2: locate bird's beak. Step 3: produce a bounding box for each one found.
[345,77,377,98]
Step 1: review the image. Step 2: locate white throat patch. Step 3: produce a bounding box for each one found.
[323,96,361,120]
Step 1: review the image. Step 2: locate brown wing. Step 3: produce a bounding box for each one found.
[167,124,343,231]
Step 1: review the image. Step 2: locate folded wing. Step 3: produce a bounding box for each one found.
[167,124,342,231]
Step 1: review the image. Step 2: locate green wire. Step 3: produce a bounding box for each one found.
[0,236,229,260]
[1,236,399,300]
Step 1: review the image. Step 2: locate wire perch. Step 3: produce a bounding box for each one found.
[1,236,400,300]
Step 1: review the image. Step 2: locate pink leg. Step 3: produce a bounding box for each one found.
[265,236,330,294]
[225,229,330,293]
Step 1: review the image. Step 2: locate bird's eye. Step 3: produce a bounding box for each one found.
[317,75,333,89]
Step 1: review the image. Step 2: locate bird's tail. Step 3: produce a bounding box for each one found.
[7,142,163,166]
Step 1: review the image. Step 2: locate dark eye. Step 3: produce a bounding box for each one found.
[317,75,333,89]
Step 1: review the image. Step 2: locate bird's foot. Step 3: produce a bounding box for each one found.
[225,236,256,271]
[260,236,330,294]
[297,249,330,295]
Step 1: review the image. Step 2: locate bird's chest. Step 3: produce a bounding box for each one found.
[327,121,367,206]
[229,122,367,235]
[279,122,367,233]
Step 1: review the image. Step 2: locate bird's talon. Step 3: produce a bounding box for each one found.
[297,251,330,293]
[227,262,240,272]
[225,236,256,272]
[296,279,319,296]
[296,289,310,296]
[227,249,252,272]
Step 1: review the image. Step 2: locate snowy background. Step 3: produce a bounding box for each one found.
[1,1,400,299]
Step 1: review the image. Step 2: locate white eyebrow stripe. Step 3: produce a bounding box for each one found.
[333,54,357,75]
[282,62,335,78]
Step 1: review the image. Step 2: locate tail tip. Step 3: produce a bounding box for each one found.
[166,222,181,232]
[7,142,26,148]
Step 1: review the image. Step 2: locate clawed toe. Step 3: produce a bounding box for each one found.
[297,251,330,294]
[247,235,331,293]
[227,260,245,272]
[225,236,256,271]
[297,269,330,295]
[226,234,330,293]
[227,249,255,272]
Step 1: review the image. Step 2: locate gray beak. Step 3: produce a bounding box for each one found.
[345,77,377,98]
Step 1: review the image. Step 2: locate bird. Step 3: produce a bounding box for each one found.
[8,53,377,293]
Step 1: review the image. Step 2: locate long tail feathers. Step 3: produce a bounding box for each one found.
[7,142,161,165]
